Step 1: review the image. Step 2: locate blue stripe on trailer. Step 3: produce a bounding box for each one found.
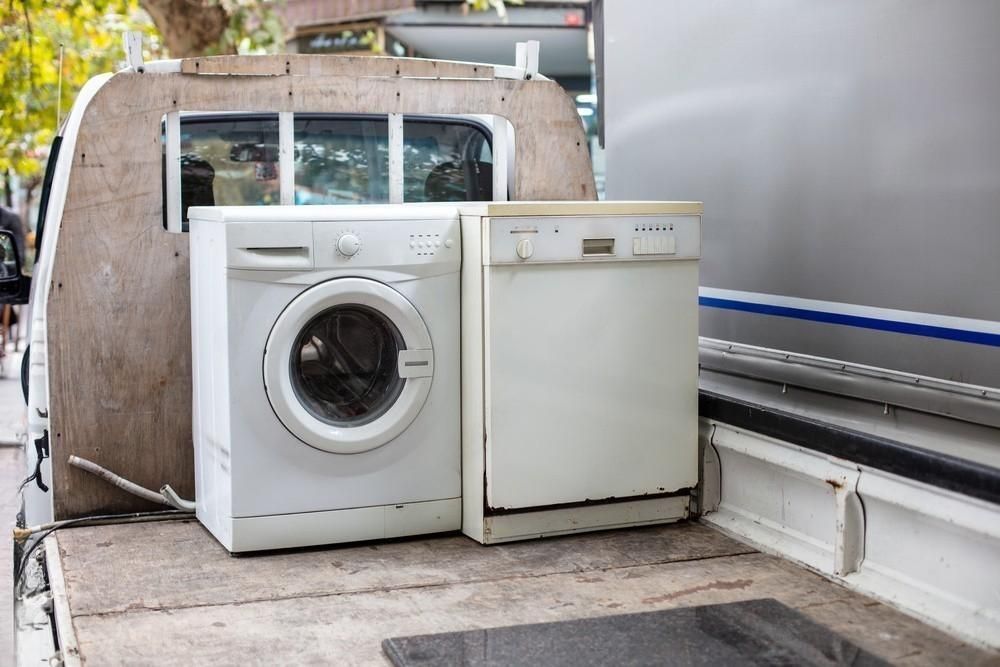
[698,296,1000,347]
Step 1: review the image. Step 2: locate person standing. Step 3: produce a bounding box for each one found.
[0,206,26,356]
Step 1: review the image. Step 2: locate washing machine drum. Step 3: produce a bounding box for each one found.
[264,277,434,454]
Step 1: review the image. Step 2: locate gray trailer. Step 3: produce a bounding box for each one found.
[601,0,1000,391]
[597,0,1000,648]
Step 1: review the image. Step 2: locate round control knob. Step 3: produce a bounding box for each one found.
[515,238,534,260]
[337,233,361,257]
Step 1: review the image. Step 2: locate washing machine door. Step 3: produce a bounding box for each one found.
[264,277,434,454]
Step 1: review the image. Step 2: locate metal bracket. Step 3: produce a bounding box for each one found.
[32,430,50,492]
[122,31,144,73]
[495,41,543,81]
[517,40,540,80]
[833,476,866,575]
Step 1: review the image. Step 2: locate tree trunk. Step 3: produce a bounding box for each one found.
[23,177,40,227]
[3,170,12,209]
[139,0,235,58]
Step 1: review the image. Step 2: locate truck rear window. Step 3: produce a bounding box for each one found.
[164,113,492,229]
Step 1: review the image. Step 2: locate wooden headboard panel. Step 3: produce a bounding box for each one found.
[47,54,596,518]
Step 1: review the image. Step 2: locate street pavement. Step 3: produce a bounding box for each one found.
[0,348,27,664]
[0,349,25,445]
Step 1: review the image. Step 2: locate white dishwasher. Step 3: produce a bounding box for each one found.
[460,202,702,543]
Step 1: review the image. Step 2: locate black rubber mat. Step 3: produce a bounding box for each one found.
[382,598,889,666]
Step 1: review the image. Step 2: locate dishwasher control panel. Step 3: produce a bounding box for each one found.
[486,214,700,265]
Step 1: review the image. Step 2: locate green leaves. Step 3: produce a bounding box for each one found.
[0,1,159,178]
[223,1,285,56]
[0,0,284,182]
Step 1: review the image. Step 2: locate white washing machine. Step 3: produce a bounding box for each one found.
[188,204,462,552]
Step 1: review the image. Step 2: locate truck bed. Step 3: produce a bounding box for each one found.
[46,519,995,665]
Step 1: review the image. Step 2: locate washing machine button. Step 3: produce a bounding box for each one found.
[337,233,361,257]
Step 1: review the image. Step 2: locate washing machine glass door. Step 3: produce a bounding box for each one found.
[264,277,434,454]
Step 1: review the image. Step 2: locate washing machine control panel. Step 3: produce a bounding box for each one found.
[312,216,461,269]
[408,232,448,257]
[486,214,701,265]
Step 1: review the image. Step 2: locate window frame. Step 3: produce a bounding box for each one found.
[163,111,495,232]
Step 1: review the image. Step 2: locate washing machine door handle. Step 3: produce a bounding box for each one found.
[398,349,433,379]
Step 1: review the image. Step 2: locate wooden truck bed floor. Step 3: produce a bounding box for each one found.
[48,519,996,666]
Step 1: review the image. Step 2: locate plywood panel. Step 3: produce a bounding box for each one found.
[47,54,595,518]
[182,53,496,79]
[52,522,995,665]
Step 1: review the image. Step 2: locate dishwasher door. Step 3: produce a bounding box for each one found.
[483,214,700,511]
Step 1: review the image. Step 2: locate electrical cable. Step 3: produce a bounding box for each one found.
[13,510,193,591]
[16,456,198,589]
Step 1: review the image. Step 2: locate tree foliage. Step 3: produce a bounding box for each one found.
[1,0,517,201]
[0,1,159,185]
[0,0,283,203]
